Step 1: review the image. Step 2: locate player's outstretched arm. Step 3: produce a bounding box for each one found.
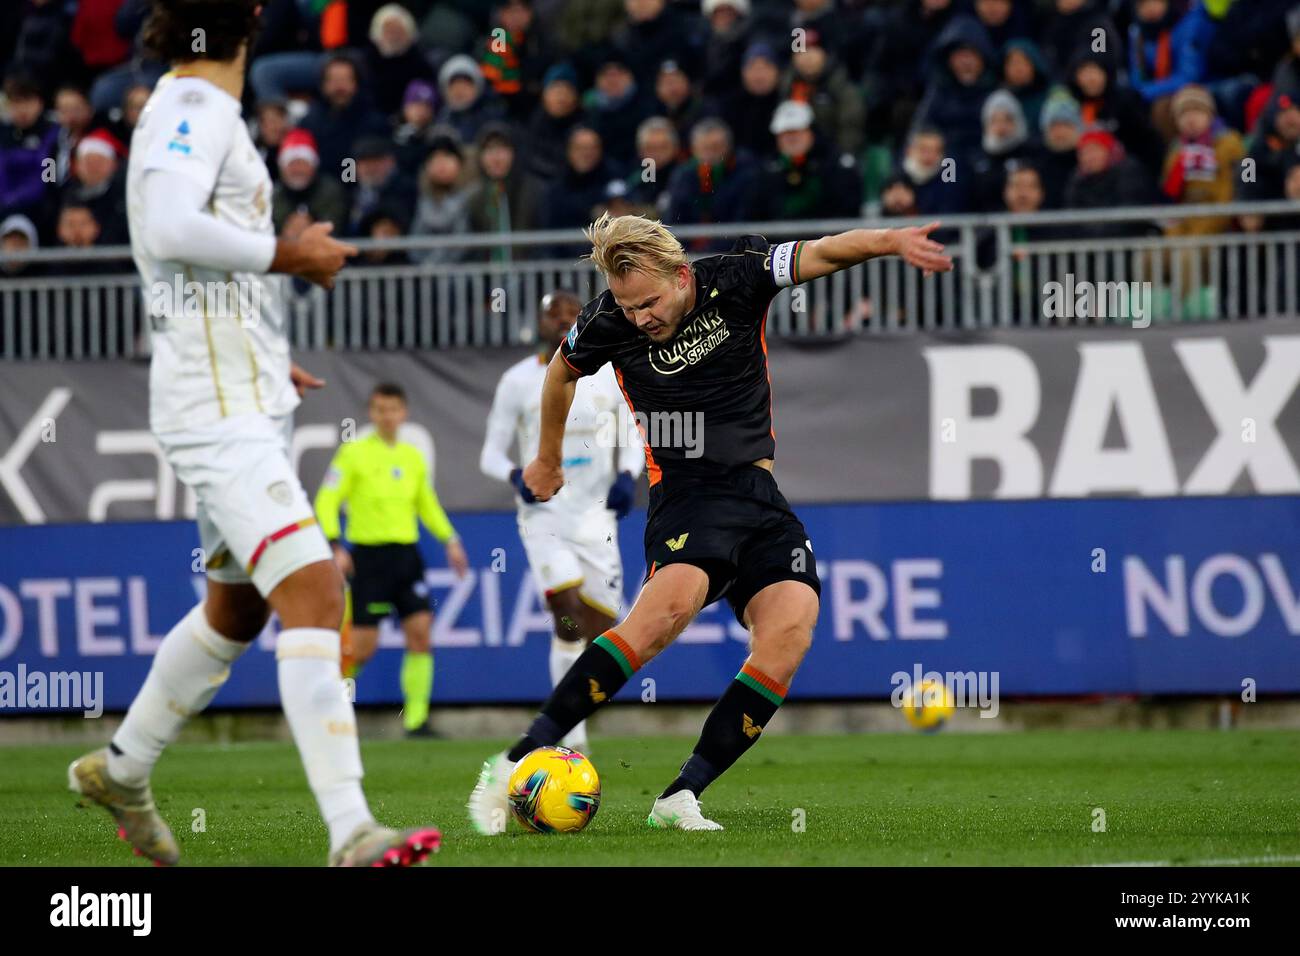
[794,222,954,281]
[142,170,357,288]
[522,351,580,502]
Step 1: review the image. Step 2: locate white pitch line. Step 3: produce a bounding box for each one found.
[1083,855,1300,868]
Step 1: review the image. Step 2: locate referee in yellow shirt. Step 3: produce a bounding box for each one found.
[315,382,469,737]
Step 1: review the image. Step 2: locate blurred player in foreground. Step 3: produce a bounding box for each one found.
[469,213,951,832]
[68,0,440,867]
[479,291,644,752]
[315,382,470,738]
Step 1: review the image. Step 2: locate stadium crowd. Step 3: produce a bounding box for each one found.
[1,0,1299,275]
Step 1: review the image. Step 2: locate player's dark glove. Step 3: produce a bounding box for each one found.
[606,471,636,519]
[509,467,537,504]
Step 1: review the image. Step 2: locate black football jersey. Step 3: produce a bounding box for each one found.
[559,236,804,487]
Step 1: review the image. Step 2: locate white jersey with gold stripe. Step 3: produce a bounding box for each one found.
[127,72,295,434]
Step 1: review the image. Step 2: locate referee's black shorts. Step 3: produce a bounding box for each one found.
[642,464,821,625]
[349,543,430,626]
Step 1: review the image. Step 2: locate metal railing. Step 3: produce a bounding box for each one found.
[2,201,1298,360]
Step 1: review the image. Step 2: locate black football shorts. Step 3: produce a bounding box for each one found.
[349,543,430,626]
[642,464,821,625]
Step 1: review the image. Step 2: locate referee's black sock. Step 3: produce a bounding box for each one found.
[506,631,641,762]
[661,662,787,799]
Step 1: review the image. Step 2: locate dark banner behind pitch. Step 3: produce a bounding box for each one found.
[3,319,1300,525]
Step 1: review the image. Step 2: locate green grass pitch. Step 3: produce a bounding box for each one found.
[2,730,1298,866]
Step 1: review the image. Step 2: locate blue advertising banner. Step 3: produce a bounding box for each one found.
[1,496,1298,713]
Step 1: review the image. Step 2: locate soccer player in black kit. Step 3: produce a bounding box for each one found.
[469,213,952,832]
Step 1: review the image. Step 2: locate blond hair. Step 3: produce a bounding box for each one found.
[583,213,686,281]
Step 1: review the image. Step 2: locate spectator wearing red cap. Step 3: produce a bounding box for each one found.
[61,128,127,244]
[1237,90,1300,229]
[272,129,349,237]
[1063,127,1160,239]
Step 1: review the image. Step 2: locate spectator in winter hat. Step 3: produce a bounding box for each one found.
[348,136,417,237]
[1063,127,1160,239]
[970,89,1044,211]
[63,129,128,244]
[272,128,349,236]
[718,42,784,159]
[912,15,998,167]
[1,213,40,276]
[364,3,435,117]
[522,62,586,182]
[701,0,754,99]
[1067,46,1166,173]
[435,53,506,144]
[1038,92,1084,207]
[1161,85,1244,237]
[751,98,862,221]
[394,79,441,176]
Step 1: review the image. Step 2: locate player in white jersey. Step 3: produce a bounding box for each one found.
[480,290,644,751]
[67,0,440,868]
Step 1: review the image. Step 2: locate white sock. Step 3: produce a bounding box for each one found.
[551,636,588,747]
[109,603,250,788]
[276,627,374,853]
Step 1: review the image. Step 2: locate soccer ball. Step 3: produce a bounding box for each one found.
[900,677,955,732]
[507,746,601,833]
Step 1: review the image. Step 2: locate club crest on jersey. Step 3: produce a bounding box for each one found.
[167,121,193,155]
[648,309,729,376]
[266,481,292,506]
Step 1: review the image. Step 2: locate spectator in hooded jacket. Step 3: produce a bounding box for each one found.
[699,0,755,100]
[1,213,42,278]
[435,53,507,146]
[522,62,587,182]
[466,121,543,260]
[585,50,657,169]
[866,0,957,143]
[714,41,784,160]
[653,59,709,148]
[970,90,1044,211]
[1236,90,1300,229]
[410,132,474,265]
[1001,39,1052,135]
[393,79,441,177]
[778,28,866,159]
[751,100,862,221]
[1038,91,1084,207]
[1067,46,1167,173]
[913,15,999,167]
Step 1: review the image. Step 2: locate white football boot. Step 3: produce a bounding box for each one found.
[467,751,515,835]
[647,790,724,831]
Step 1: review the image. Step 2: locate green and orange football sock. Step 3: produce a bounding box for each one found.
[660,662,787,799]
[507,631,639,762]
[400,651,434,732]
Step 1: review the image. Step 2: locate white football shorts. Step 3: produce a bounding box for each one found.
[157,413,331,596]
[519,504,624,619]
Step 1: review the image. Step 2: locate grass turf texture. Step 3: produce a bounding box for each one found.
[1,730,1297,866]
